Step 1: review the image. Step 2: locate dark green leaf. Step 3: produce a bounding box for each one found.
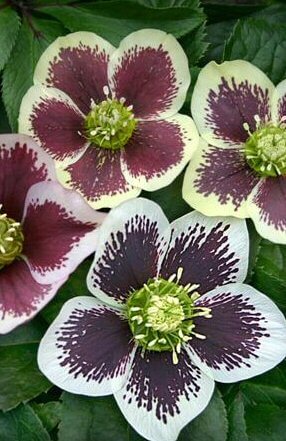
[41,260,92,324]
[0,7,20,71]
[42,1,205,45]
[203,3,266,23]
[58,394,130,441]
[204,20,236,63]
[179,388,228,441]
[0,404,50,441]
[0,318,46,346]
[224,18,286,84]
[0,90,11,133]
[135,0,200,7]
[2,17,66,131]
[180,22,208,66]
[251,240,286,312]
[143,171,191,222]
[31,401,62,433]
[244,403,286,441]
[226,392,248,441]
[0,343,51,411]
[252,4,286,24]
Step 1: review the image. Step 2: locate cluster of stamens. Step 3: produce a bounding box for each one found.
[84,86,137,150]
[126,267,212,364]
[0,204,24,269]
[243,115,286,177]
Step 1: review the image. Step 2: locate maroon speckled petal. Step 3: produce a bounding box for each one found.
[109,29,190,120]
[114,349,214,441]
[22,181,104,285]
[191,61,274,147]
[0,260,66,334]
[34,32,115,114]
[248,177,286,244]
[188,284,286,383]
[183,141,260,217]
[38,297,135,396]
[0,134,56,221]
[58,146,140,209]
[121,115,198,191]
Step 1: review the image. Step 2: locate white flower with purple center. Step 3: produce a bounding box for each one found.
[38,198,286,441]
[183,60,286,244]
[0,134,105,334]
[19,29,199,209]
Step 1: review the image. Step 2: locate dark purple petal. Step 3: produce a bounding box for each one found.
[121,115,198,191]
[0,260,66,334]
[114,349,214,441]
[38,297,135,395]
[22,181,104,284]
[109,29,190,119]
[60,146,140,208]
[188,284,286,382]
[0,134,56,221]
[249,177,286,244]
[160,212,248,294]
[87,198,169,306]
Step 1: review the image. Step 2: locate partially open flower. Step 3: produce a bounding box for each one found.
[38,198,286,441]
[19,29,199,209]
[183,60,286,244]
[0,134,105,333]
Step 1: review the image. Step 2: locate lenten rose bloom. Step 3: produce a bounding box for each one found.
[18,29,199,209]
[38,198,286,441]
[183,60,286,244]
[0,134,105,334]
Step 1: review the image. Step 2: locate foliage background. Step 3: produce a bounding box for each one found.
[0,0,286,439]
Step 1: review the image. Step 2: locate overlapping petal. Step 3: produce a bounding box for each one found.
[22,181,105,284]
[272,78,286,123]
[0,260,67,334]
[160,210,248,294]
[114,350,214,441]
[38,296,135,395]
[248,177,286,244]
[0,134,56,221]
[108,29,190,120]
[188,284,286,383]
[183,139,260,218]
[34,31,115,114]
[19,85,87,166]
[191,60,274,148]
[56,147,140,209]
[87,198,170,307]
[121,115,199,191]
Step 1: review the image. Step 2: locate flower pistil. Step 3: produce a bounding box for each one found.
[0,205,24,269]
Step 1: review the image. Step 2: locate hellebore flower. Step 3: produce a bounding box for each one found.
[183,60,286,244]
[38,198,286,441]
[18,29,199,209]
[0,134,105,333]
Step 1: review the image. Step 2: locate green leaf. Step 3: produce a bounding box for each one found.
[224,18,286,84]
[0,90,11,133]
[2,17,66,131]
[253,4,286,24]
[0,404,51,441]
[0,343,51,411]
[42,1,205,45]
[41,259,92,324]
[226,392,248,441]
[0,318,46,346]
[203,2,266,23]
[251,240,286,313]
[179,388,228,441]
[143,171,191,222]
[204,19,236,63]
[31,401,62,433]
[180,22,208,66]
[58,394,130,441]
[244,403,286,441]
[0,7,20,71]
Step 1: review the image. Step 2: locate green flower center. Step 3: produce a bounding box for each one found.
[126,269,212,364]
[84,95,137,151]
[0,207,24,269]
[244,123,286,177]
